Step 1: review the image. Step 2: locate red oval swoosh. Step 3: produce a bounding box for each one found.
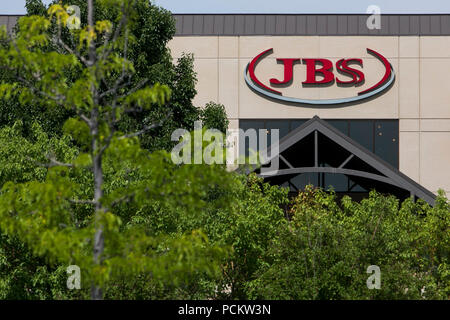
[358,48,392,95]
[248,48,282,95]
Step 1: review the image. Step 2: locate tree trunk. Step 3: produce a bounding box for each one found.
[91,151,104,300]
[90,101,105,299]
[86,0,104,301]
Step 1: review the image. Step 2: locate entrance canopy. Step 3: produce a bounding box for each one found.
[252,116,436,206]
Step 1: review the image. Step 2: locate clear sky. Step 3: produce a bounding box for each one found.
[1,0,450,15]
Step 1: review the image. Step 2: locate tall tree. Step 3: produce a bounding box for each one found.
[0,0,231,299]
[1,0,224,151]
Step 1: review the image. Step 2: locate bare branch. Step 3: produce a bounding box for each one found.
[2,41,67,106]
[97,27,135,156]
[115,78,148,101]
[118,112,172,140]
[69,199,96,205]
[103,186,150,212]
[105,192,136,210]
[99,28,133,101]
[87,0,95,65]
[35,158,74,168]
[56,37,89,66]
[99,128,115,156]
[118,123,160,140]
[123,106,143,114]
[49,158,74,168]
[11,39,41,80]
[98,1,131,62]
[77,112,92,126]
[99,78,132,99]
[53,20,89,66]
[14,74,66,104]
[47,156,74,168]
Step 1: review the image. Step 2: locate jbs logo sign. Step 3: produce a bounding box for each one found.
[244,48,395,106]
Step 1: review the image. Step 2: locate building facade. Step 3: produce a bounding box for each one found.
[1,14,449,203]
[168,14,450,203]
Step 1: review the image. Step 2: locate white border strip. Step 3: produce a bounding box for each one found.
[244,64,395,106]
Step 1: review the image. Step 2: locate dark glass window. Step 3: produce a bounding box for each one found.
[349,120,373,151]
[324,173,349,192]
[239,120,264,159]
[239,118,399,194]
[326,120,348,135]
[265,120,290,139]
[291,119,307,131]
[239,119,399,168]
[374,120,399,168]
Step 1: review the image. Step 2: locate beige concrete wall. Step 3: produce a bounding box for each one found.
[168,36,450,196]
